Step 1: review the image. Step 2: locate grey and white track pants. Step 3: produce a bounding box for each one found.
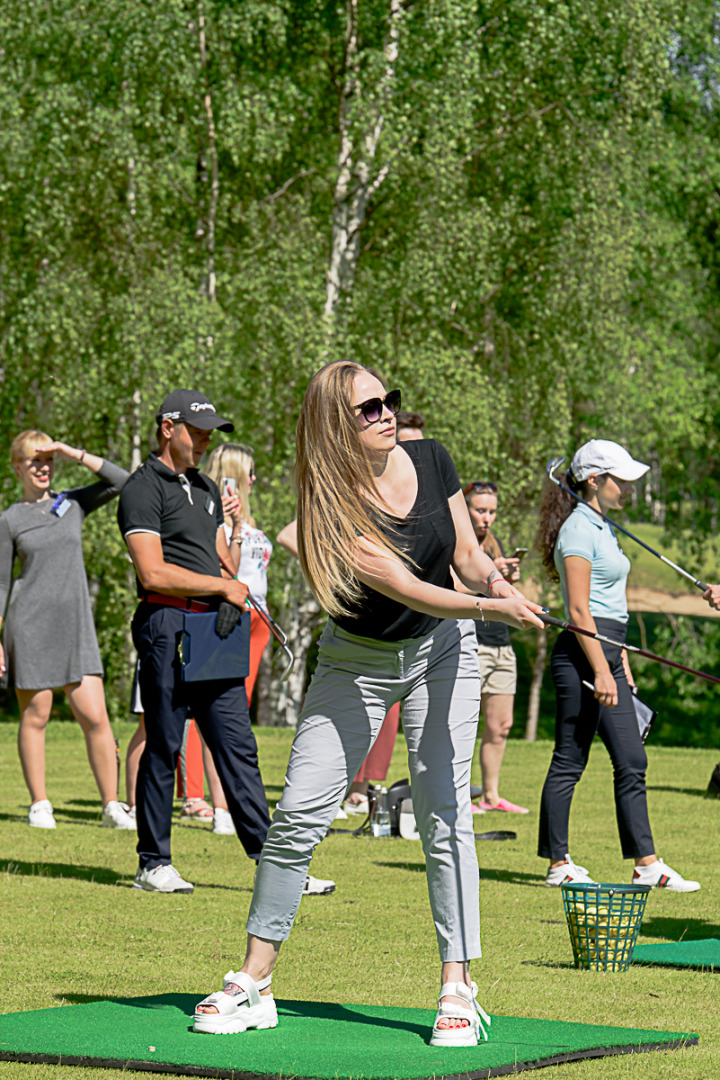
[246,617,482,962]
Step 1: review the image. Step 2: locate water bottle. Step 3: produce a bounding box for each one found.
[370,786,392,838]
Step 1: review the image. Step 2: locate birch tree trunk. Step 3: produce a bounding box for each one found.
[324,0,402,336]
[196,1,218,303]
[271,0,403,727]
[525,627,547,741]
[269,562,323,729]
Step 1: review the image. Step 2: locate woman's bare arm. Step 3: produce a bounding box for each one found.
[276,519,299,558]
[354,536,544,630]
[564,555,617,707]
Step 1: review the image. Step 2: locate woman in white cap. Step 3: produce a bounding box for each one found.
[536,439,700,891]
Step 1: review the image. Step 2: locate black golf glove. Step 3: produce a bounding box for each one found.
[216,601,243,639]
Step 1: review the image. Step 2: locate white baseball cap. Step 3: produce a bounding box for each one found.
[570,439,649,483]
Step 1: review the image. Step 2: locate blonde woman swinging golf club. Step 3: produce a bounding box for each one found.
[194,361,544,1046]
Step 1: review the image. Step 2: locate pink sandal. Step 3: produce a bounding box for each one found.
[181,798,214,819]
[475,797,529,814]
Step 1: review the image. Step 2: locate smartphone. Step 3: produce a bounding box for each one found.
[222,476,237,496]
[511,547,529,560]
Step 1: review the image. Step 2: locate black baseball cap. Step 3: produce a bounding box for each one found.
[155,389,234,432]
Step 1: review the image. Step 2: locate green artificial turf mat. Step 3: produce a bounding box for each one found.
[633,938,720,971]
[0,995,697,1079]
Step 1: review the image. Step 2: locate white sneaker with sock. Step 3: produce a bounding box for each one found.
[133,864,194,893]
[302,874,336,896]
[28,800,56,829]
[102,801,136,829]
[212,807,236,835]
[545,855,595,887]
[633,859,700,893]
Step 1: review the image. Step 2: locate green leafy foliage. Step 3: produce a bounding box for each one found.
[0,0,719,738]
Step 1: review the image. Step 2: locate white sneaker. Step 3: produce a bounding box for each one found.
[545,855,595,887]
[212,807,236,835]
[28,800,56,829]
[302,874,336,896]
[133,864,194,893]
[124,804,137,824]
[633,859,701,893]
[343,795,369,816]
[102,800,136,830]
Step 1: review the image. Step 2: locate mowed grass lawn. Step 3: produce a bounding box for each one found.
[0,719,718,1080]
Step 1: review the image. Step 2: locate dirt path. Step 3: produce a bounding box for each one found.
[521,579,719,618]
[626,587,720,618]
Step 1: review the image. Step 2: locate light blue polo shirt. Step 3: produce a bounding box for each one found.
[554,502,631,622]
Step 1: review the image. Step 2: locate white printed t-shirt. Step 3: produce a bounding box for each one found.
[225,521,272,611]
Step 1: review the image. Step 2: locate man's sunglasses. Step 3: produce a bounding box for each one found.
[353,388,402,425]
[463,481,498,495]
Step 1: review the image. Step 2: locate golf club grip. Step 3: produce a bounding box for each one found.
[538,613,567,630]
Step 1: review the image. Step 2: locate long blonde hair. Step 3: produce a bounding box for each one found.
[295,361,405,619]
[204,443,256,528]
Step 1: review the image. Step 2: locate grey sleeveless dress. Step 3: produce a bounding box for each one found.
[0,460,128,689]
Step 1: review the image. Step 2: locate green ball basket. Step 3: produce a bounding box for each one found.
[561,882,651,972]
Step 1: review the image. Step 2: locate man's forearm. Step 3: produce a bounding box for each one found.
[133,560,230,599]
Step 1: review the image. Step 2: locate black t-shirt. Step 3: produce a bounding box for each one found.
[117,454,224,597]
[475,535,511,647]
[335,439,461,642]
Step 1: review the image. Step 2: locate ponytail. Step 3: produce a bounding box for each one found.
[536,471,580,581]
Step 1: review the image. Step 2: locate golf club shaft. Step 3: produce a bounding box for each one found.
[217,554,295,678]
[218,552,285,645]
[539,612,720,685]
[546,460,710,592]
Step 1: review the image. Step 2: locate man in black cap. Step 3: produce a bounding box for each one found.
[117,390,272,893]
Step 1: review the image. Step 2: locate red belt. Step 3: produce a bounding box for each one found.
[143,592,211,613]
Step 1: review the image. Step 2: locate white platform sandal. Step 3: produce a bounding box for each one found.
[429,981,491,1047]
[193,970,278,1035]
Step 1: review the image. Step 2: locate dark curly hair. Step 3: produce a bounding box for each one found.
[536,471,585,581]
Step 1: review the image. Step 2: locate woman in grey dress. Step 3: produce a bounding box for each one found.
[0,429,133,830]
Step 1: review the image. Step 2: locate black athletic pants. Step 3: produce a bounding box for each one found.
[537,618,654,862]
[133,602,271,870]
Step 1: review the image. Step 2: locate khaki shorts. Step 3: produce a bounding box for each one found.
[477,645,517,696]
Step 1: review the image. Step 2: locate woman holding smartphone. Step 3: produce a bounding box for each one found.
[536,439,699,891]
[462,481,528,814]
[194,361,544,1045]
[205,442,272,704]
[0,430,133,830]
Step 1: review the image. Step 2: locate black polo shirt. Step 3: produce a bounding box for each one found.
[118,453,224,597]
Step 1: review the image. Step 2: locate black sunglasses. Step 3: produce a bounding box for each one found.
[463,481,498,495]
[353,388,402,425]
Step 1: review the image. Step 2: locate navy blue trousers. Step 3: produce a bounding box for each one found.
[538,618,654,862]
[133,602,271,870]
